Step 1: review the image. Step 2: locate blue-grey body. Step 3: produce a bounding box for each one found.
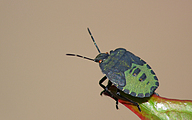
[96,48,159,98]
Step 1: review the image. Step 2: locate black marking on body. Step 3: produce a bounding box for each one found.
[146,64,151,69]
[145,93,150,97]
[150,86,157,91]
[132,68,140,76]
[138,93,144,97]
[139,73,146,82]
[124,89,130,94]
[130,92,136,96]
[155,82,159,86]
[151,70,155,75]
[140,59,146,64]
[154,76,158,80]
[129,66,136,74]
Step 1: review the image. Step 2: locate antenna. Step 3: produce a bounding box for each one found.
[66,28,100,62]
[66,54,95,62]
[87,28,101,53]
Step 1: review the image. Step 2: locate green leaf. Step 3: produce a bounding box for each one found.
[104,85,192,120]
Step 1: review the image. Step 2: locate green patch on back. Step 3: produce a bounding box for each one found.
[123,63,158,97]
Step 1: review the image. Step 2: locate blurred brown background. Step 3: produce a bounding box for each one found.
[1,1,192,120]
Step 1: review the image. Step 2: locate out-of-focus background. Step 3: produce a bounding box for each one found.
[1,1,192,120]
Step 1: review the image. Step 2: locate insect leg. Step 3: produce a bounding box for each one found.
[99,76,119,109]
[99,76,107,89]
[100,80,112,96]
[116,89,141,112]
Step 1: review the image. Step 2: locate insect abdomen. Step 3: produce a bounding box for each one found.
[123,63,159,98]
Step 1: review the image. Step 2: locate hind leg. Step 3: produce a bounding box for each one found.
[116,89,141,112]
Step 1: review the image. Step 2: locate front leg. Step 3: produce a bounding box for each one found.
[99,76,107,90]
[99,76,119,109]
[100,80,112,96]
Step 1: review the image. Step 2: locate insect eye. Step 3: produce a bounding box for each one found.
[99,59,103,63]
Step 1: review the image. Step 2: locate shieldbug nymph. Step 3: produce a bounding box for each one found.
[66,28,159,112]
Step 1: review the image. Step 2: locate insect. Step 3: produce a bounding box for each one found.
[66,28,159,112]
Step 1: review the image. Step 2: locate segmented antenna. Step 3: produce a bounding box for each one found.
[66,54,95,62]
[87,28,101,53]
[66,28,100,62]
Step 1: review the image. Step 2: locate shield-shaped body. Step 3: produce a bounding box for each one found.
[98,48,159,98]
